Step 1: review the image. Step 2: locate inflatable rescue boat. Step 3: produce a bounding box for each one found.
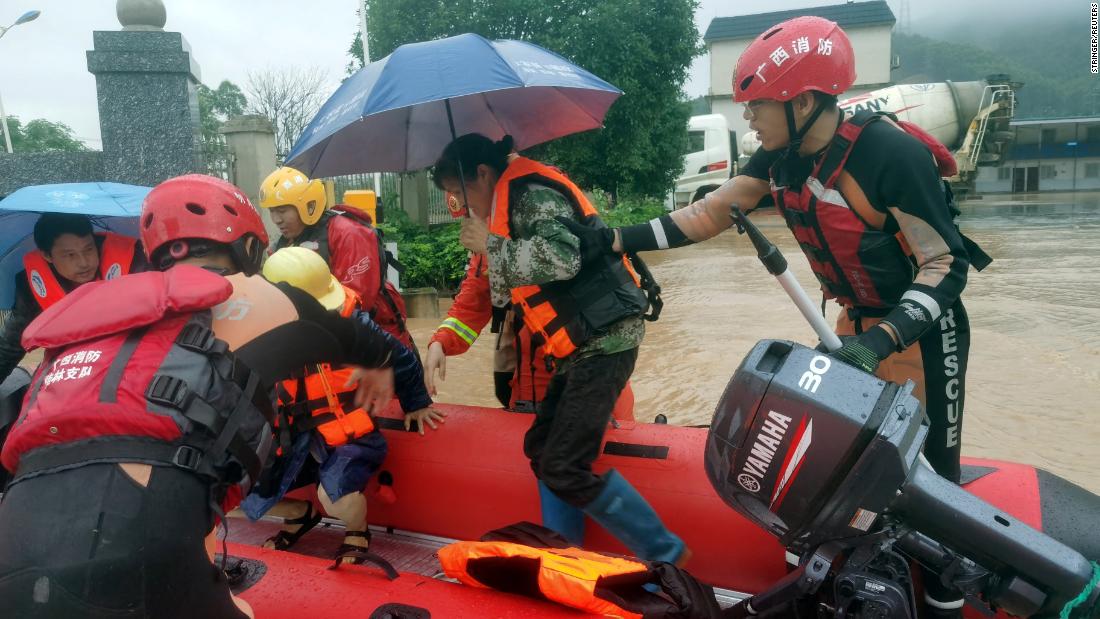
[226,399,1100,618]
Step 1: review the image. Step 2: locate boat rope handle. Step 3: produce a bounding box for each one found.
[1061,561,1100,618]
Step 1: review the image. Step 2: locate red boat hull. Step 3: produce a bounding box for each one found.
[252,403,1097,617]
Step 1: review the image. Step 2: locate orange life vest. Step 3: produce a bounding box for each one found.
[278,286,375,447]
[488,157,648,359]
[22,232,137,311]
[438,540,648,619]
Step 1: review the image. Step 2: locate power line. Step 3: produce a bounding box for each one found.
[895,0,911,33]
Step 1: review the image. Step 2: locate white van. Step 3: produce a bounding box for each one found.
[670,114,735,210]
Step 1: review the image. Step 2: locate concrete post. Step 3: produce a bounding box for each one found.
[220,115,276,199]
[220,114,279,243]
[86,27,203,185]
[400,170,431,227]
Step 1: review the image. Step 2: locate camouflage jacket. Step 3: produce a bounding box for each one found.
[486,182,643,366]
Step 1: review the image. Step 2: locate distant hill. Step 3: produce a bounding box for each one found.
[893,12,1098,119]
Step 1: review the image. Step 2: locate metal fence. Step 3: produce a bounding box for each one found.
[329,172,398,205]
[326,172,452,226]
[197,138,237,183]
[426,186,450,224]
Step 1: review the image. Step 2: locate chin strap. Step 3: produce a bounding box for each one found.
[782,99,828,159]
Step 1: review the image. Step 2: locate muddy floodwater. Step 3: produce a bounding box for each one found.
[411,192,1100,494]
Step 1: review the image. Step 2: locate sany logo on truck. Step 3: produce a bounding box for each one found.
[736,411,814,509]
[840,93,894,115]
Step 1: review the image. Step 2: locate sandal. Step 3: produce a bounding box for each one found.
[328,530,399,579]
[263,503,322,551]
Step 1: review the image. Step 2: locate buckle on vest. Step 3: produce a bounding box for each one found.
[171,444,203,471]
[176,323,217,353]
[146,375,193,410]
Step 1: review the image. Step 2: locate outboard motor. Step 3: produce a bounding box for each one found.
[706,340,1099,618]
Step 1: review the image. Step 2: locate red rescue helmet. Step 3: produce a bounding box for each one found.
[141,174,270,275]
[732,16,856,103]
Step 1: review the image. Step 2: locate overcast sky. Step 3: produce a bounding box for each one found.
[0,0,1067,149]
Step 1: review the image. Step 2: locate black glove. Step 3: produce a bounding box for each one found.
[554,215,617,265]
[830,326,897,374]
[650,562,723,619]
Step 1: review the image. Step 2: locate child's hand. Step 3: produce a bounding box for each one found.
[404,407,447,435]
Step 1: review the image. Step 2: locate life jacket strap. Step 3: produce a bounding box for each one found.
[9,437,220,486]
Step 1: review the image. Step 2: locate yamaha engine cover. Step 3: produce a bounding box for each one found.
[704,340,926,553]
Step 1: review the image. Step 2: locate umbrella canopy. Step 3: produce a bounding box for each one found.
[0,182,148,309]
[285,33,622,176]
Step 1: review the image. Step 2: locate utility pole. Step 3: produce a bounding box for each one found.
[0,10,44,153]
[361,1,382,206]
[0,92,12,154]
[360,1,369,64]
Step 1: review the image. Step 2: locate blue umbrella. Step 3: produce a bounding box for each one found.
[0,182,149,309]
[285,33,623,176]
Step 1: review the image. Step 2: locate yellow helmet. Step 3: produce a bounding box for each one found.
[262,246,346,311]
[258,166,327,226]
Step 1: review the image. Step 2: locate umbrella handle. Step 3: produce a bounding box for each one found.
[444,99,473,216]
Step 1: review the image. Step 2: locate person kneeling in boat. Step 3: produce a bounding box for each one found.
[431,134,688,565]
[240,246,444,567]
[0,175,401,619]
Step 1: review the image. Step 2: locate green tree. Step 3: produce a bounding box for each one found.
[351,0,701,199]
[347,32,364,74]
[534,0,700,199]
[197,80,247,142]
[687,95,710,116]
[3,117,87,152]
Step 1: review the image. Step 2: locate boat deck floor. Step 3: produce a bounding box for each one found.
[226,516,450,578]
[226,516,747,608]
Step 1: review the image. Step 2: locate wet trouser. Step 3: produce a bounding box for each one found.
[0,463,248,619]
[242,429,387,520]
[838,300,970,612]
[837,300,969,484]
[523,347,637,506]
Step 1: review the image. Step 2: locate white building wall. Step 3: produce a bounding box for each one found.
[1072,158,1100,190]
[978,157,1100,194]
[708,39,750,99]
[847,25,893,86]
[1039,158,1100,191]
[974,166,1011,193]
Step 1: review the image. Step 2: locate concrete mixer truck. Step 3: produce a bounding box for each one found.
[670,75,1017,209]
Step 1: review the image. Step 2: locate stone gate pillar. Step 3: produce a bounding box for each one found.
[86,0,202,185]
[220,115,279,242]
